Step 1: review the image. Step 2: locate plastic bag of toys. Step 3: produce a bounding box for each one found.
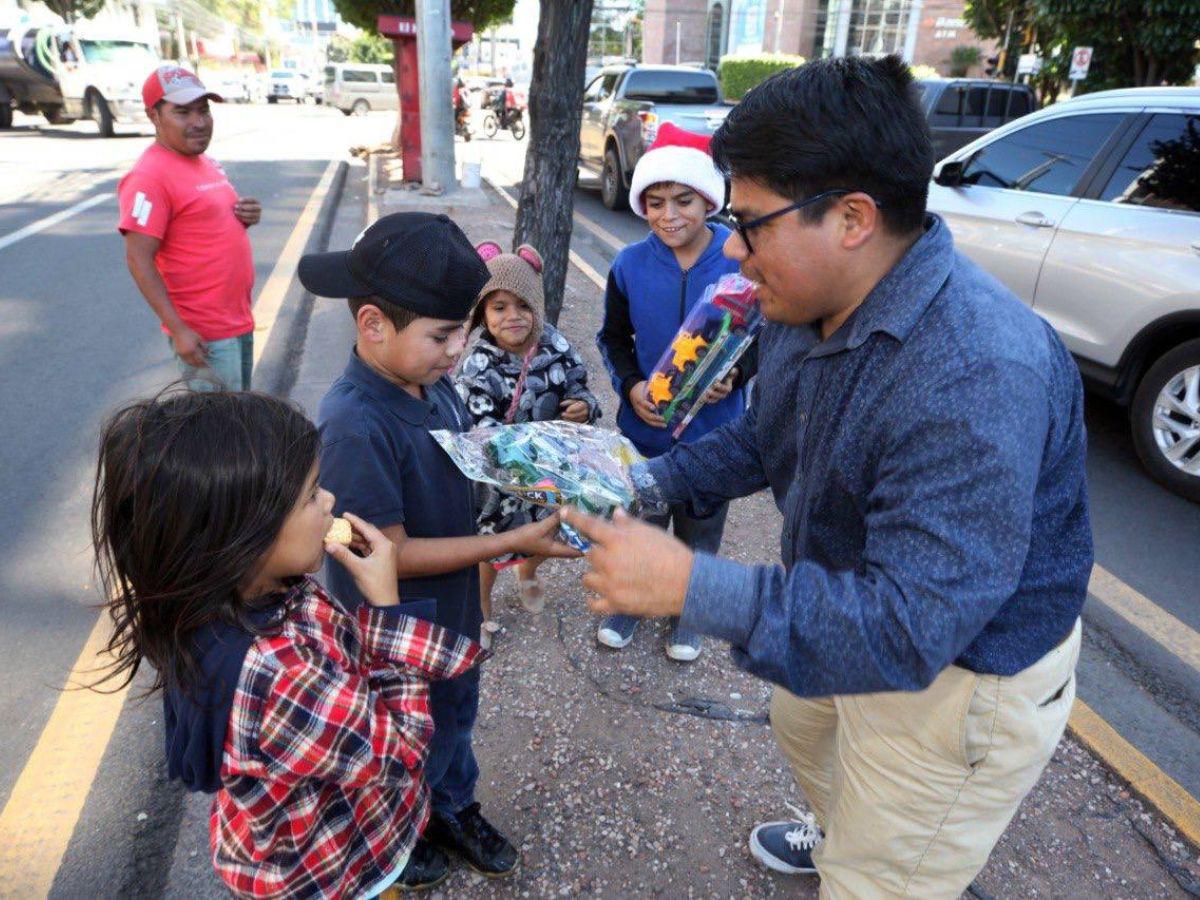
[430,421,651,551]
[644,273,763,438]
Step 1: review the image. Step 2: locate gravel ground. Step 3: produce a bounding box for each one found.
[377,178,1200,898]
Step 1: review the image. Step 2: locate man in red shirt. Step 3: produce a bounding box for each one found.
[119,66,262,390]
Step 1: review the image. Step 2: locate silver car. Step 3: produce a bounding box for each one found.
[927,87,1200,501]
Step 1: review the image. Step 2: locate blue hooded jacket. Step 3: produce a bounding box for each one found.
[597,223,755,458]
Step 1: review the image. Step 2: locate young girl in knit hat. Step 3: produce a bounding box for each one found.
[455,242,601,623]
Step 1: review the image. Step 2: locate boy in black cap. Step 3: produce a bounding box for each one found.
[301,212,579,889]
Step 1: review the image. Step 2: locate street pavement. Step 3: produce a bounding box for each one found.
[0,106,1197,895]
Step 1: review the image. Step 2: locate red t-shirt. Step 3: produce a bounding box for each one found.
[118,143,254,341]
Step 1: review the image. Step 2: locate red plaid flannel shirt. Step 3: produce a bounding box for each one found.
[209,578,484,898]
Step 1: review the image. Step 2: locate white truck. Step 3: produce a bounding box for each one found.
[0,16,159,136]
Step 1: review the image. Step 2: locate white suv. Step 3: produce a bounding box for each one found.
[928,87,1200,501]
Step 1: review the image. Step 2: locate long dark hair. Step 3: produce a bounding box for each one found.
[90,389,320,697]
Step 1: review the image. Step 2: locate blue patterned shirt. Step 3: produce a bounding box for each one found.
[644,215,1092,696]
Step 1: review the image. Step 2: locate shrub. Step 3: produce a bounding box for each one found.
[718,54,806,101]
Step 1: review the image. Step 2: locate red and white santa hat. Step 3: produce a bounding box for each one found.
[629,121,726,219]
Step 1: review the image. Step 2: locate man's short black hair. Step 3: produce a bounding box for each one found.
[711,54,933,234]
[348,295,420,332]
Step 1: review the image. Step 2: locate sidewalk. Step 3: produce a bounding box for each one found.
[166,158,1200,898]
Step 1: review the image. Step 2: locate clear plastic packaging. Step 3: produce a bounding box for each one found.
[431,421,651,551]
[644,273,763,437]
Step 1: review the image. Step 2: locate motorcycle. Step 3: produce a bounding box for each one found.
[481,91,526,140]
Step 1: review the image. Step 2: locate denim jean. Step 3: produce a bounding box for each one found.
[170,331,253,391]
[425,667,481,815]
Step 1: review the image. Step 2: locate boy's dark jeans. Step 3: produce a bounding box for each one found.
[645,501,730,556]
[426,667,481,815]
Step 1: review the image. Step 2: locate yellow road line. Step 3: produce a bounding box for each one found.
[484,178,608,290]
[252,159,342,369]
[1069,698,1200,847]
[0,615,129,897]
[0,163,343,897]
[1088,564,1200,674]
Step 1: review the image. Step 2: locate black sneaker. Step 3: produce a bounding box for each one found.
[425,802,519,877]
[394,837,449,891]
[748,804,822,875]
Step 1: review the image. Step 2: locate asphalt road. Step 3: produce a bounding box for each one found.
[0,101,383,897]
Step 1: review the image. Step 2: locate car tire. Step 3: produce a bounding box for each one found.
[0,103,12,129]
[341,107,352,116]
[601,146,629,211]
[352,99,369,116]
[88,90,115,137]
[267,96,278,104]
[1130,338,1200,502]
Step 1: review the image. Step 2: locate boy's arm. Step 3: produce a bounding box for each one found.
[596,268,642,402]
[381,515,575,579]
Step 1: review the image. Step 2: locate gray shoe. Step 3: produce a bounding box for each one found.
[597,614,638,649]
[665,619,702,662]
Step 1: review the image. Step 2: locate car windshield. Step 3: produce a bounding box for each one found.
[78,40,156,65]
[271,71,294,79]
[623,70,718,104]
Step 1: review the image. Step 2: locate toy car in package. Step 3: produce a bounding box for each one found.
[645,273,763,438]
[430,421,651,551]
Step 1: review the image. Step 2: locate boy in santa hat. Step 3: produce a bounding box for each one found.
[596,121,758,662]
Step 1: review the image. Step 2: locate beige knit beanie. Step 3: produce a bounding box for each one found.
[469,241,546,343]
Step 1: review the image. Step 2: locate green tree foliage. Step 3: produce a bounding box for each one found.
[949,45,982,76]
[718,54,806,100]
[965,0,1200,96]
[40,0,105,24]
[331,0,516,35]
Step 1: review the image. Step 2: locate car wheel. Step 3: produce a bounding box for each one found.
[601,146,629,211]
[1130,338,1200,502]
[267,96,278,104]
[0,103,12,129]
[341,107,352,116]
[91,90,115,137]
[352,99,369,116]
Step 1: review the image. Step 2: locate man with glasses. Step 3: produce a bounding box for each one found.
[565,54,1091,897]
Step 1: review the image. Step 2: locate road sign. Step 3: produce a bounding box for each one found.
[1070,46,1094,81]
[1017,53,1043,76]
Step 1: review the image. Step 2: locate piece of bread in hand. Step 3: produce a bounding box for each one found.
[325,517,353,546]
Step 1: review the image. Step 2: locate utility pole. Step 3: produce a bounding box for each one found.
[675,20,681,64]
[415,0,456,191]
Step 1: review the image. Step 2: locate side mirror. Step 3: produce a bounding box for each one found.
[934,160,965,187]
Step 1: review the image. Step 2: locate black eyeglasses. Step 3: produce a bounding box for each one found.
[729,189,881,254]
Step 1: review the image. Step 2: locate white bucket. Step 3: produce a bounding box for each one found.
[461,161,482,189]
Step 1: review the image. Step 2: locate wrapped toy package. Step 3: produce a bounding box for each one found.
[645,273,763,438]
[431,421,651,551]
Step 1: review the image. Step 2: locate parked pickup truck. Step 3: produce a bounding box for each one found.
[580,64,729,210]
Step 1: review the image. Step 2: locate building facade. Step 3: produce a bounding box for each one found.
[644,0,997,76]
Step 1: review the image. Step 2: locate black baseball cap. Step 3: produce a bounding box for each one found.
[298,212,489,321]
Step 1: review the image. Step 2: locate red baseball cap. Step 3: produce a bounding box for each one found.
[142,65,223,108]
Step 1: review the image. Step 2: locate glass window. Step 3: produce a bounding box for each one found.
[342,69,376,83]
[380,70,394,84]
[985,87,1011,119]
[1099,114,1200,212]
[960,113,1124,196]
[1007,91,1032,119]
[621,70,719,104]
[583,76,603,103]
[78,39,156,65]
[598,72,620,101]
[931,86,963,126]
[963,86,987,123]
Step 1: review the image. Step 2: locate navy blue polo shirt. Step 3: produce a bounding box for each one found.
[316,349,482,642]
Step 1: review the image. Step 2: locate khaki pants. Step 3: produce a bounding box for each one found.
[770,618,1081,899]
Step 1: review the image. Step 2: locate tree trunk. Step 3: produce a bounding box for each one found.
[513,0,596,327]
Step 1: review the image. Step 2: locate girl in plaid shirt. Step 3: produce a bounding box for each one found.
[91,391,484,899]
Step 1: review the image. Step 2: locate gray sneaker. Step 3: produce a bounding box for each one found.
[665,619,702,662]
[748,804,822,875]
[597,614,638,649]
